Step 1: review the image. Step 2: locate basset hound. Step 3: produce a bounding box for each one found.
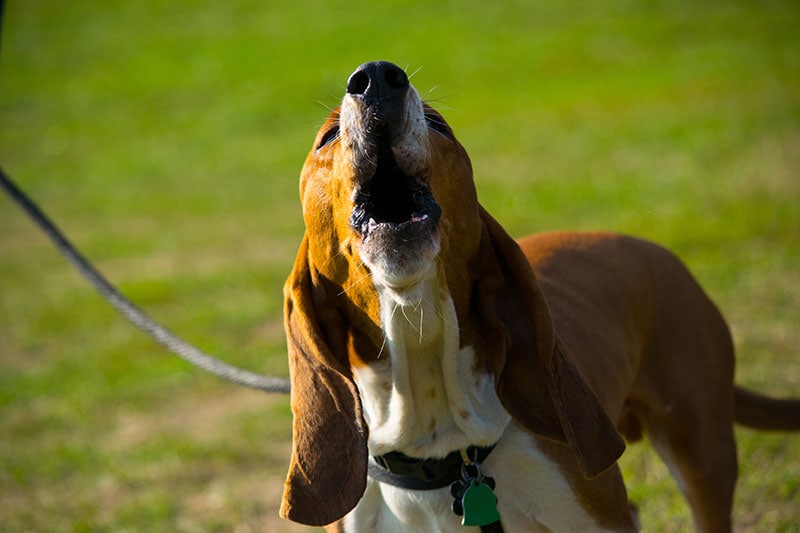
[279,61,800,532]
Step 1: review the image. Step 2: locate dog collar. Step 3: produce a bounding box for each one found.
[368,444,496,491]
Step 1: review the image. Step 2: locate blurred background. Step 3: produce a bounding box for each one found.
[1,0,798,530]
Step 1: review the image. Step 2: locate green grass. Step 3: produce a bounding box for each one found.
[1,0,798,530]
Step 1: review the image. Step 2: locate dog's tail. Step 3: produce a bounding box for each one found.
[734,387,800,431]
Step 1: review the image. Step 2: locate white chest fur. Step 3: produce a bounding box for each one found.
[352,270,509,458]
[346,269,610,531]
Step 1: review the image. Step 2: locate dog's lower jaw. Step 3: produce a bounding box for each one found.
[359,236,441,306]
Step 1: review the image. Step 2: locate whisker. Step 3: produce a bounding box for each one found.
[315,100,335,112]
[424,113,455,140]
[423,112,447,123]
[422,84,440,98]
[388,302,401,338]
[327,134,342,149]
[400,306,416,331]
[377,332,388,359]
[419,306,424,344]
[422,295,458,330]
[422,89,458,111]
[424,117,450,130]
[423,97,456,112]
[338,262,372,296]
[373,286,395,362]
[314,117,341,131]
[425,103,455,115]
[408,296,425,344]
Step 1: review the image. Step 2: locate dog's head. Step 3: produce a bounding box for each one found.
[299,61,481,310]
[281,61,624,526]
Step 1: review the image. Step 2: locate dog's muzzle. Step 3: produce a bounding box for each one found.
[342,61,441,288]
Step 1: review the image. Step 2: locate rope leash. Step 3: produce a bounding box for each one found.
[1,166,291,394]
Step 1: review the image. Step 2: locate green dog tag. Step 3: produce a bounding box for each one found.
[461,479,500,527]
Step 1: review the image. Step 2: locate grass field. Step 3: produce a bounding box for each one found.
[1,1,799,531]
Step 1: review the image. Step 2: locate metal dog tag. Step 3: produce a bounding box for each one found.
[461,479,500,527]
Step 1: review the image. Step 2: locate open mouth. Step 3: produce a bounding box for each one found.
[349,148,441,240]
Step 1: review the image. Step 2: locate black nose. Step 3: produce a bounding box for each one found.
[346,61,409,105]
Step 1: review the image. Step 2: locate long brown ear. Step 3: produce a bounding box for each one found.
[476,207,624,478]
[279,236,368,526]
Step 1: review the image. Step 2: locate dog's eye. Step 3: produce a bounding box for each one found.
[425,115,453,139]
[317,126,340,150]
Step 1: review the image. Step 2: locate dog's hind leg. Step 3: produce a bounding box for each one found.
[636,253,741,532]
[647,409,738,533]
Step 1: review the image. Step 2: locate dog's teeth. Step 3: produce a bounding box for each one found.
[367,218,379,232]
